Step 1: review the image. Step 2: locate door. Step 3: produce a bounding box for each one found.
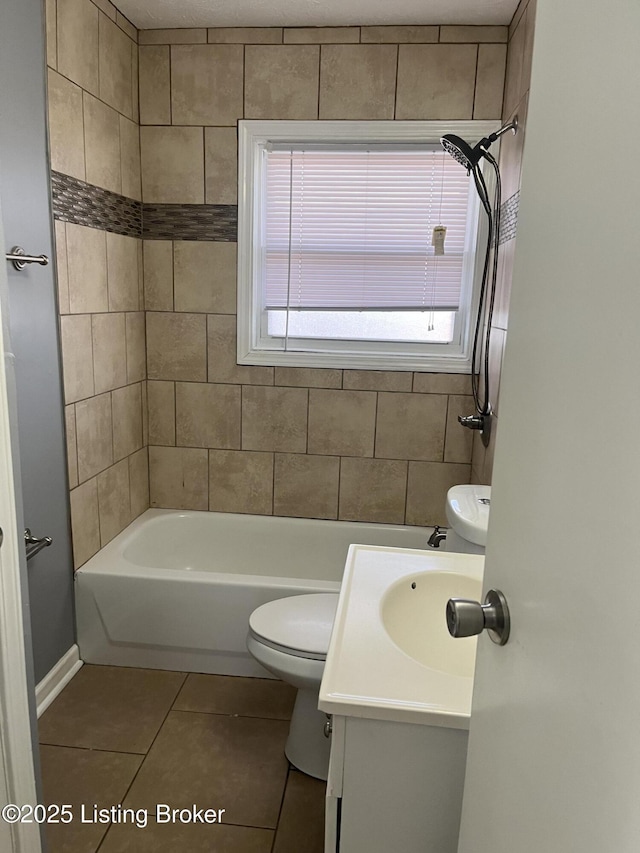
[458,1,640,850]
[0,0,75,682]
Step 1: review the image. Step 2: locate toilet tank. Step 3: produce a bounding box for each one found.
[444,485,491,555]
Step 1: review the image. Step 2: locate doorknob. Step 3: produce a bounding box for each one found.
[446,589,510,645]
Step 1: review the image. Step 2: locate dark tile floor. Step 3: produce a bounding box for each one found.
[38,665,326,853]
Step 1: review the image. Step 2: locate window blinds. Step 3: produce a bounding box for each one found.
[263,146,472,313]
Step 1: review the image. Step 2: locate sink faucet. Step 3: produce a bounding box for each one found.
[427,526,447,549]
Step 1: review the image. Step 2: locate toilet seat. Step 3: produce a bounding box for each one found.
[249,593,339,661]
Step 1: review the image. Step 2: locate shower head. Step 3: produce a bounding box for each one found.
[441,118,518,172]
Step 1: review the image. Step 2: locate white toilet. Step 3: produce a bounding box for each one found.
[444,484,491,554]
[247,593,339,781]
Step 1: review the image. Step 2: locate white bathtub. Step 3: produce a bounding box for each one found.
[75,509,432,676]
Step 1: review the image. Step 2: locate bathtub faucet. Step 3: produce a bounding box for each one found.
[427,526,447,549]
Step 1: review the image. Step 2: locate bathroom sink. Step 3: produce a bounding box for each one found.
[319,546,485,727]
[381,572,481,678]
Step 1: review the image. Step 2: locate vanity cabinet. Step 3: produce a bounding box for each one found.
[325,714,468,853]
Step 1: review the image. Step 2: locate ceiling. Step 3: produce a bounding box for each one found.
[117,0,520,30]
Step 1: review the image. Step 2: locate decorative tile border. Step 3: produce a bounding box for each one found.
[52,169,514,246]
[499,190,519,245]
[51,172,142,237]
[142,204,237,241]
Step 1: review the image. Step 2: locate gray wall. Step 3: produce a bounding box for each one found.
[0,0,76,683]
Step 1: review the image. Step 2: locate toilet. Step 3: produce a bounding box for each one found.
[444,484,491,554]
[247,593,339,781]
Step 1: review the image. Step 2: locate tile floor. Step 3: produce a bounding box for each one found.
[38,665,326,852]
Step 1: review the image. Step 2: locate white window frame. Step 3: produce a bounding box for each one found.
[237,120,500,373]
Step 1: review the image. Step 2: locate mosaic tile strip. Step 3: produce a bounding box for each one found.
[499,190,519,245]
[51,172,142,237]
[142,204,238,241]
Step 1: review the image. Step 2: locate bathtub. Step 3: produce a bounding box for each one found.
[75,509,433,677]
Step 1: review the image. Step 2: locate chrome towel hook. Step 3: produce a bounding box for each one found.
[6,246,49,271]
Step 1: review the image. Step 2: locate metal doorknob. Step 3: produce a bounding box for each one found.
[446,588,510,645]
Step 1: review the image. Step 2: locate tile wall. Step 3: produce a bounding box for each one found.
[139,24,509,526]
[471,0,536,483]
[46,0,148,568]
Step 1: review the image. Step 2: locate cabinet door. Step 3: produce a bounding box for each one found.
[325,716,346,853]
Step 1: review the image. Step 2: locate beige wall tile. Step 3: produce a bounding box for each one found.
[60,314,94,403]
[375,392,447,461]
[444,395,474,463]
[92,0,116,21]
[174,242,236,314]
[125,312,146,383]
[47,70,85,181]
[66,223,108,314]
[70,477,100,567]
[361,26,438,43]
[343,370,412,392]
[474,44,507,119]
[149,446,208,510]
[500,93,528,198]
[171,45,243,126]
[509,0,529,39]
[54,220,70,314]
[141,380,149,445]
[112,383,143,460]
[116,11,137,42]
[97,459,131,545]
[148,380,175,445]
[493,236,515,332]
[92,313,127,394]
[140,126,204,203]
[319,45,396,120]
[471,428,487,486]
[176,382,241,449]
[339,457,407,524]
[406,461,471,526]
[46,0,57,69]
[65,405,78,487]
[146,312,207,381]
[143,241,173,310]
[440,26,508,42]
[131,39,139,119]
[412,372,472,395]
[204,128,238,205]
[207,314,273,385]
[503,15,525,118]
[139,46,171,125]
[521,0,537,99]
[487,328,506,417]
[129,448,150,519]
[307,389,376,457]
[245,45,319,120]
[396,44,477,120]
[274,367,342,389]
[209,449,273,514]
[83,92,121,193]
[139,29,207,44]
[107,232,140,311]
[120,116,141,200]
[99,12,133,118]
[208,28,282,44]
[285,28,359,43]
[75,392,113,482]
[242,386,307,453]
[274,453,339,519]
[57,0,99,94]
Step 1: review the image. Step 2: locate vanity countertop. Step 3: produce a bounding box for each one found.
[318,545,485,728]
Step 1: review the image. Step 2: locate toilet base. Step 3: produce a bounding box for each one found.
[285,686,331,781]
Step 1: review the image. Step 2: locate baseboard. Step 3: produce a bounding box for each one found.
[36,644,83,718]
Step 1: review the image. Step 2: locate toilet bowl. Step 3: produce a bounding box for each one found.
[247,593,339,781]
[444,484,491,554]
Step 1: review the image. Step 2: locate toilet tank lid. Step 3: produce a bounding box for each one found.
[445,485,491,546]
[249,593,339,657]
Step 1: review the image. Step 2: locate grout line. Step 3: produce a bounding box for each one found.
[270,765,292,853]
[472,43,480,119]
[393,44,399,119]
[316,45,321,120]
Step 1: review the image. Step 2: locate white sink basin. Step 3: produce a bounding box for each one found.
[319,545,485,727]
[382,571,481,678]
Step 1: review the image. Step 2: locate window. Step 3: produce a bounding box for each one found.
[237,120,499,372]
